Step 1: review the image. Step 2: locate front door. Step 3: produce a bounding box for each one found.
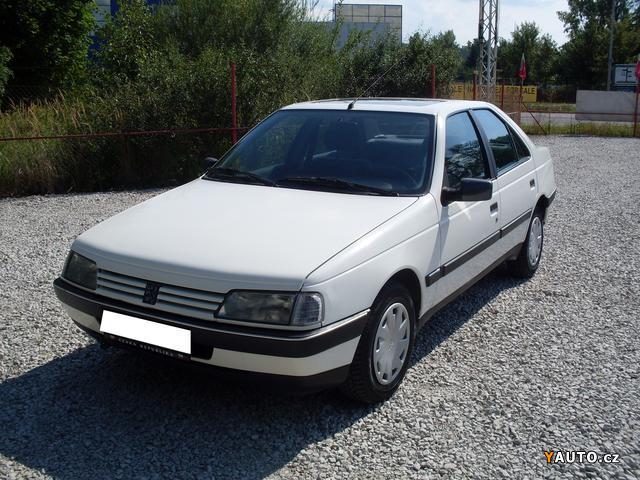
[432,111,502,303]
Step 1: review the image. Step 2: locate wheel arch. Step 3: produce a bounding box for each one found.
[535,194,550,222]
[378,268,422,319]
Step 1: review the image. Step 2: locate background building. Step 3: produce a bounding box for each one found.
[333,3,402,47]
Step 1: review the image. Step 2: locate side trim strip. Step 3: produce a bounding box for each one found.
[442,231,501,276]
[425,268,442,287]
[418,243,523,329]
[424,209,532,288]
[500,209,532,238]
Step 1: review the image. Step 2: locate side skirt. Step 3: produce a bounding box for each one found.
[417,243,523,330]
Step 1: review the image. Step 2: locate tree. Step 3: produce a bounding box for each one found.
[0,0,95,101]
[497,22,559,86]
[460,39,481,80]
[556,0,639,89]
[337,30,463,98]
[93,0,156,84]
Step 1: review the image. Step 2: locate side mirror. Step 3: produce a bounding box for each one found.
[442,178,493,205]
[203,157,218,170]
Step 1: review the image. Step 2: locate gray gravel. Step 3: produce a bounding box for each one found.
[1,136,639,479]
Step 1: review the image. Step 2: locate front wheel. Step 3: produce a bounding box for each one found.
[339,282,416,404]
[508,209,544,278]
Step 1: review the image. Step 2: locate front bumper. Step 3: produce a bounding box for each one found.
[53,278,369,392]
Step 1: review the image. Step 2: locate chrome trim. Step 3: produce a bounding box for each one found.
[211,316,322,332]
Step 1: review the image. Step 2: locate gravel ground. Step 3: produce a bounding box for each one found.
[0,136,639,480]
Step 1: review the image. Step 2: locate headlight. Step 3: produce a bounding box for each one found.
[218,291,324,327]
[63,251,97,290]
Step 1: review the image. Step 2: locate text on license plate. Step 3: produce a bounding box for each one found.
[100,310,191,354]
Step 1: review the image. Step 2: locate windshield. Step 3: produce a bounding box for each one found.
[207,109,435,195]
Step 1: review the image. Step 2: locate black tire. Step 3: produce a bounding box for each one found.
[508,209,544,278]
[339,282,417,404]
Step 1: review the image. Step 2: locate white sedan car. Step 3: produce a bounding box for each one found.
[54,98,556,403]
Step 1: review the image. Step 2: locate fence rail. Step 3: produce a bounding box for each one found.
[0,126,250,143]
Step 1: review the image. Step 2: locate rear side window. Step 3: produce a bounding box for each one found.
[444,112,489,188]
[510,128,531,160]
[473,109,519,173]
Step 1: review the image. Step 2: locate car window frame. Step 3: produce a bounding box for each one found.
[443,109,496,190]
[508,125,532,162]
[211,108,438,197]
[470,108,531,176]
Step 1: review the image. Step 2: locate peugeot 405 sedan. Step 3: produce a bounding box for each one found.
[54,98,556,403]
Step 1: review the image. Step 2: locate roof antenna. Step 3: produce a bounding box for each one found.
[347,55,405,110]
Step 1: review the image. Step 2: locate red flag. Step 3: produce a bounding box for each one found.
[519,53,527,81]
[636,58,640,81]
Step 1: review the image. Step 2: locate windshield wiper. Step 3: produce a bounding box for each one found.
[277,177,399,196]
[204,167,275,186]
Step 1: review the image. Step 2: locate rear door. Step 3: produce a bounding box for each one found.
[472,109,536,248]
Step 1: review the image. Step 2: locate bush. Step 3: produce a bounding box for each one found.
[0,0,465,196]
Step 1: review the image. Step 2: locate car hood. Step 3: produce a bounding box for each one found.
[72,179,417,292]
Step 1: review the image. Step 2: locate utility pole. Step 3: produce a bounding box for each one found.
[478,0,499,102]
[607,0,615,90]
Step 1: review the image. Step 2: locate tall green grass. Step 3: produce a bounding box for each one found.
[522,121,636,137]
[0,98,86,195]
[0,95,216,196]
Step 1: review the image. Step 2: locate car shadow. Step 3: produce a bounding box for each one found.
[0,269,523,480]
[411,266,525,368]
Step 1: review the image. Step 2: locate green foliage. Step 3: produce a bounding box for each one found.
[498,22,559,86]
[0,0,95,100]
[336,30,461,98]
[94,0,156,85]
[459,39,481,80]
[0,46,12,98]
[557,0,639,89]
[522,121,634,137]
[20,0,640,196]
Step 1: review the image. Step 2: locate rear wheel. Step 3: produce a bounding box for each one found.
[339,282,416,404]
[508,209,544,278]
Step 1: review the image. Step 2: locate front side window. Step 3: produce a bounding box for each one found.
[444,112,489,188]
[208,110,435,195]
[473,109,519,172]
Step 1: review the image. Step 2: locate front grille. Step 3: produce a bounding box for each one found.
[96,269,224,321]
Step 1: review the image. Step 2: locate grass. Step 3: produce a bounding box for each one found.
[522,121,636,137]
[526,102,576,113]
[0,98,86,195]
[0,95,224,197]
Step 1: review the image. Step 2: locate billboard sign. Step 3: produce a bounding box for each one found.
[614,64,638,86]
[449,83,537,103]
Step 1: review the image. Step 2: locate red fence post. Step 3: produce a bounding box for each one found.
[231,62,238,144]
[430,64,436,98]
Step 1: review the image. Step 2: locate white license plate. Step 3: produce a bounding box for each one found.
[100,310,191,354]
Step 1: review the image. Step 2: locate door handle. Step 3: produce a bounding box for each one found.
[530,179,536,188]
[490,202,498,213]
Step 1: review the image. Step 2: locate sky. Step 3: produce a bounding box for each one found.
[314,0,570,45]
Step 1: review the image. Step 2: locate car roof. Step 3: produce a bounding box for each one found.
[281,98,496,116]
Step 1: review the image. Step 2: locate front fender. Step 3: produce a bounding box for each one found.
[302,197,440,325]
